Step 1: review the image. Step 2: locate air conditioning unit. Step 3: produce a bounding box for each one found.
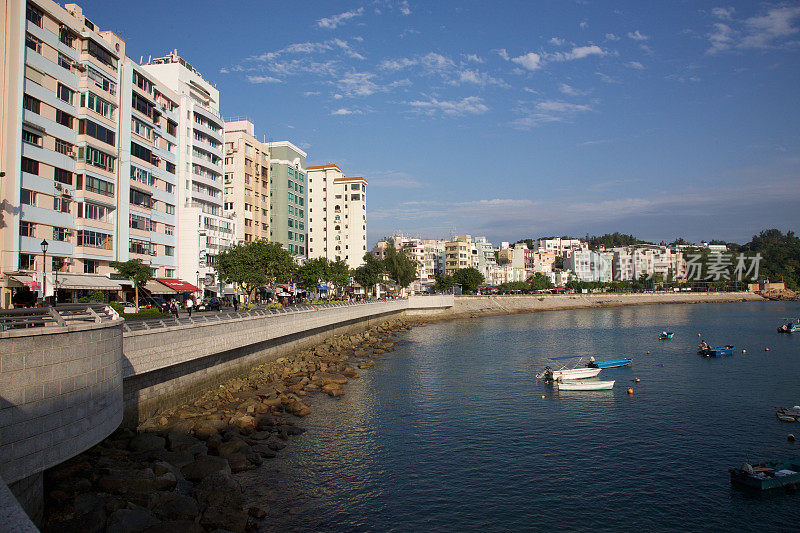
[62,189,72,197]
[54,183,63,191]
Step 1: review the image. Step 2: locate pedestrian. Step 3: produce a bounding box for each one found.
[233,297,239,312]
[186,296,194,317]
[171,299,179,318]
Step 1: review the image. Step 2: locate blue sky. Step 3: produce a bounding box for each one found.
[81,0,800,246]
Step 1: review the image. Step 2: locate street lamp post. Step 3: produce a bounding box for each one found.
[40,239,49,305]
[196,270,200,300]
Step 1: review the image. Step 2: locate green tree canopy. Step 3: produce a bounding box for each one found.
[383,240,418,289]
[499,281,530,292]
[352,252,385,294]
[434,274,456,293]
[453,267,485,293]
[215,241,296,299]
[529,272,554,291]
[110,258,152,309]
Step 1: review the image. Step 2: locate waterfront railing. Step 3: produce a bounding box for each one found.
[0,303,119,331]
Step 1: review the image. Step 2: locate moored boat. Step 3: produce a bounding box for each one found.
[536,366,602,380]
[776,405,800,422]
[587,358,632,369]
[777,318,800,333]
[729,458,800,490]
[659,331,674,340]
[557,379,615,391]
[698,345,734,357]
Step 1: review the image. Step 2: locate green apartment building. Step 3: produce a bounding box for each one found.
[266,141,306,259]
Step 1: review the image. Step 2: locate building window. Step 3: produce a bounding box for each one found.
[26,3,43,26]
[132,71,153,95]
[84,174,115,197]
[20,221,35,237]
[84,92,115,119]
[57,83,74,105]
[59,27,76,48]
[23,94,40,114]
[165,182,175,193]
[56,109,75,128]
[77,230,113,250]
[165,161,176,174]
[79,201,110,222]
[167,120,177,136]
[81,146,115,172]
[165,268,175,278]
[54,138,73,155]
[22,130,41,146]
[80,119,116,145]
[129,239,152,255]
[53,197,70,213]
[54,167,73,185]
[131,142,152,163]
[52,227,69,241]
[52,257,67,272]
[132,92,154,118]
[20,253,36,270]
[165,246,175,256]
[84,39,117,69]
[87,66,116,95]
[84,260,99,274]
[130,189,153,208]
[20,189,36,205]
[165,203,175,215]
[25,33,42,54]
[165,225,174,236]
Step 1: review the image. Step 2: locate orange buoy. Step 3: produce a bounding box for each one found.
[646,351,650,354]
[635,378,641,383]
[765,347,770,352]
[627,387,634,395]
[541,395,545,399]
[698,333,702,337]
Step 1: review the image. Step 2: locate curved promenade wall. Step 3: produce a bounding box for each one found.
[0,319,123,523]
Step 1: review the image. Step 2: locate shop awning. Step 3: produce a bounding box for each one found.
[56,274,122,290]
[7,274,38,289]
[156,278,199,293]
[144,280,177,295]
[317,284,332,290]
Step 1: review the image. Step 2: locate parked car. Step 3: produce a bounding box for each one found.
[139,296,169,313]
[117,301,137,314]
[197,297,221,311]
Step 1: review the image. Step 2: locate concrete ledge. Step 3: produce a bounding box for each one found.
[0,474,38,533]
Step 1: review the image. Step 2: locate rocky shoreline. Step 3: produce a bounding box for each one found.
[42,318,421,533]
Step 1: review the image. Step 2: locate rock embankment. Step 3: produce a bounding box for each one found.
[43,318,424,533]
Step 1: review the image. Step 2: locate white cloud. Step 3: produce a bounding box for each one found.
[580,21,589,30]
[567,45,606,59]
[399,0,411,16]
[628,30,649,41]
[464,53,484,63]
[407,96,489,116]
[712,7,735,21]
[303,91,321,96]
[706,5,800,53]
[336,71,382,97]
[549,37,565,46]
[453,69,507,87]
[605,33,620,41]
[331,107,363,115]
[536,100,592,113]
[494,48,510,61]
[626,61,645,70]
[511,99,593,129]
[511,52,542,71]
[365,170,422,188]
[246,75,282,84]
[378,57,417,70]
[596,71,621,84]
[317,7,364,29]
[559,83,587,96]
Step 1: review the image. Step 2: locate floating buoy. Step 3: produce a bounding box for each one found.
[698,333,702,337]
[627,387,634,395]
[789,434,796,442]
[742,349,747,354]
[765,347,770,352]
[646,351,650,354]
[541,395,546,399]
[635,378,641,383]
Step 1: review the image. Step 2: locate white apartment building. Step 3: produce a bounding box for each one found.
[565,250,613,283]
[141,51,233,296]
[267,141,307,259]
[306,164,367,270]
[223,120,270,245]
[473,236,497,284]
[533,238,583,255]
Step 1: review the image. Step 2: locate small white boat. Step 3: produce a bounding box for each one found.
[547,367,602,380]
[557,379,615,391]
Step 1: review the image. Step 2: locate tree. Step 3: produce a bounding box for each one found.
[529,272,554,291]
[554,256,564,270]
[215,241,296,301]
[453,267,484,294]
[352,253,385,296]
[383,239,418,290]
[434,274,455,293]
[110,259,152,309]
[499,281,530,292]
[297,257,328,299]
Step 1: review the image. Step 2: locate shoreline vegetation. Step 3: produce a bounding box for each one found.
[42,293,768,532]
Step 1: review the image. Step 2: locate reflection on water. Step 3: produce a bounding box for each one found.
[239,301,800,531]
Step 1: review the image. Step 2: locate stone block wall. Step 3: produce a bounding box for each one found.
[0,321,124,489]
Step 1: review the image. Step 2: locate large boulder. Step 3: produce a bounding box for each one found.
[106,507,160,533]
[180,455,231,482]
[151,494,200,522]
[129,433,166,453]
[167,432,201,452]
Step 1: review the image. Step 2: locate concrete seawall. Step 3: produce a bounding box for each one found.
[436,291,763,319]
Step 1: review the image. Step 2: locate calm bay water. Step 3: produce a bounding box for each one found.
[241,301,800,532]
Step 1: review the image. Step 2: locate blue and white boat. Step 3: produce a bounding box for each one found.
[587,357,632,369]
[659,331,674,340]
[777,318,800,333]
[698,345,734,357]
[730,458,800,491]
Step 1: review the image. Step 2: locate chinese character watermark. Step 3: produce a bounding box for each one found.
[683,253,762,281]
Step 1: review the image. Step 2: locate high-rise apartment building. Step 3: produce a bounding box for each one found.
[444,235,471,276]
[266,141,306,259]
[1,1,130,306]
[117,63,180,279]
[223,120,270,244]
[141,51,233,296]
[306,164,367,270]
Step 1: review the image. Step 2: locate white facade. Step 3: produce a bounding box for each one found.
[306,164,367,270]
[565,250,613,283]
[141,51,233,295]
[534,238,584,255]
